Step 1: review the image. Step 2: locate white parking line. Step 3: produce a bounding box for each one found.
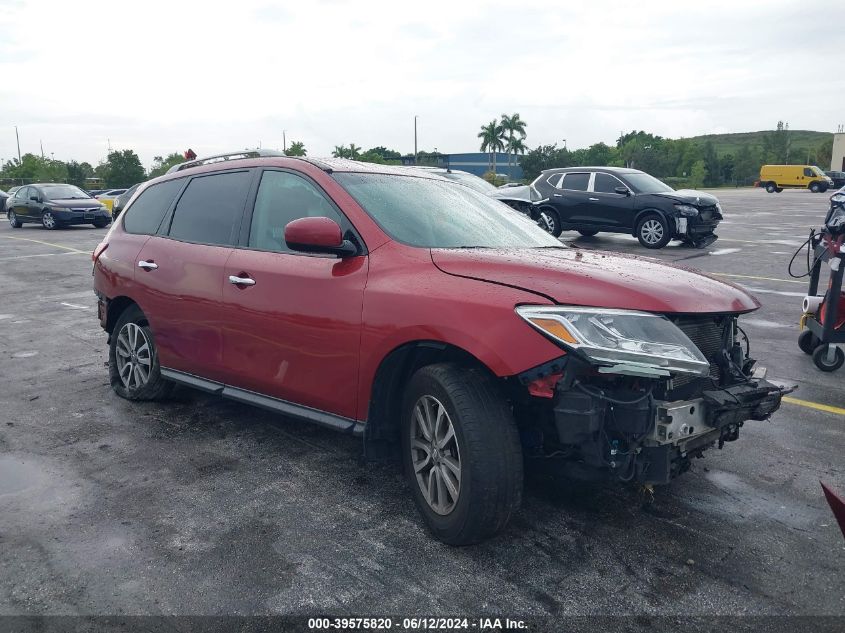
[0,251,84,262]
[60,302,89,310]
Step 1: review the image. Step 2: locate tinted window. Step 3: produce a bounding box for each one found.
[248,171,340,253]
[546,174,563,188]
[593,172,624,194]
[123,179,184,235]
[804,168,814,177]
[168,171,252,246]
[561,173,590,191]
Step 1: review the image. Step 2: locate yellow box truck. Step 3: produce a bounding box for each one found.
[759,165,834,193]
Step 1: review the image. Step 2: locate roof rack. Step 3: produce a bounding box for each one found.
[165,149,287,174]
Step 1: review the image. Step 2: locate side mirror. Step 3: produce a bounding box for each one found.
[30,195,40,202]
[614,186,631,196]
[284,217,357,257]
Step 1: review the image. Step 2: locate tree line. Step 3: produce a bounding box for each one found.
[520,122,834,186]
[1,121,833,190]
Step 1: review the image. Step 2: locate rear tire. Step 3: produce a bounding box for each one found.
[636,213,671,249]
[401,363,523,545]
[577,229,599,237]
[8,211,22,228]
[798,329,820,355]
[765,182,777,193]
[812,345,844,372]
[109,304,173,401]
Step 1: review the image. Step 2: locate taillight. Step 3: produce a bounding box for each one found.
[92,242,108,263]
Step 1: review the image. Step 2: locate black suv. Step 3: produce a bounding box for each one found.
[531,167,722,248]
[6,183,111,230]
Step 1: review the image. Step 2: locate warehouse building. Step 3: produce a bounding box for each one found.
[401,152,523,180]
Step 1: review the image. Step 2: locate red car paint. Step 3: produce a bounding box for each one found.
[93,156,760,425]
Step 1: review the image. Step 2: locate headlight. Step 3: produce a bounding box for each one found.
[674,204,699,217]
[516,306,709,377]
[832,192,845,205]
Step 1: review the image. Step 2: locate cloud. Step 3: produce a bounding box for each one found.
[0,0,841,168]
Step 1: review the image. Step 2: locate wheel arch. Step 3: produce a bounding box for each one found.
[362,340,498,461]
[632,207,673,237]
[105,296,143,335]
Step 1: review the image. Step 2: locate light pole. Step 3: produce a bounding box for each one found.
[562,139,567,150]
[14,126,21,163]
[283,130,287,154]
[414,115,418,165]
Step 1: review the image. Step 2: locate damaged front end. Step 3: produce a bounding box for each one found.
[513,307,790,485]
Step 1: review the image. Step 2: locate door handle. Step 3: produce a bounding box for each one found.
[137,260,158,270]
[589,197,599,201]
[553,193,563,197]
[228,274,256,286]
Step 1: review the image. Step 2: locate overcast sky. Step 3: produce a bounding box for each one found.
[0,0,842,169]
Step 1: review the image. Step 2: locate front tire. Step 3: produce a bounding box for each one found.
[636,213,671,249]
[538,208,562,237]
[41,210,58,230]
[109,305,173,400]
[8,211,22,228]
[812,345,844,372]
[401,363,523,545]
[810,182,821,193]
[93,218,109,228]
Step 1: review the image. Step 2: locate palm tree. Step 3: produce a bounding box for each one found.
[506,136,527,178]
[348,143,362,160]
[285,141,307,157]
[332,145,349,159]
[478,119,505,174]
[500,113,527,179]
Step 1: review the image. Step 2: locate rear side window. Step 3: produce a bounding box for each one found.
[167,171,252,246]
[123,179,184,235]
[561,172,590,191]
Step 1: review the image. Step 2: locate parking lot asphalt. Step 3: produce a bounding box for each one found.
[0,188,843,619]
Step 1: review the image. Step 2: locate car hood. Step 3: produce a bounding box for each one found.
[430,247,759,314]
[646,189,719,207]
[49,198,105,209]
[490,184,541,203]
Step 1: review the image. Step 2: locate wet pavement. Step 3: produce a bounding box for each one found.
[0,187,843,619]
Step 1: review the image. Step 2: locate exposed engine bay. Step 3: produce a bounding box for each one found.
[514,313,790,485]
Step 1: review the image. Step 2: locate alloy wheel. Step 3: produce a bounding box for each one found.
[41,211,56,229]
[640,219,664,245]
[410,394,462,515]
[115,322,152,390]
[538,211,555,234]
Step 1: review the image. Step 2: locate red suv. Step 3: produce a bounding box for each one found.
[93,152,788,544]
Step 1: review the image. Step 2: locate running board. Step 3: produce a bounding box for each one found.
[160,368,362,434]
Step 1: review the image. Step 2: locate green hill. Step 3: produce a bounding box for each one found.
[685,130,832,157]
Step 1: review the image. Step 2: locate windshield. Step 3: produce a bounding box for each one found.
[813,166,827,177]
[41,184,91,200]
[441,171,498,194]
[623,172,675,194]
[334,173,562,249]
